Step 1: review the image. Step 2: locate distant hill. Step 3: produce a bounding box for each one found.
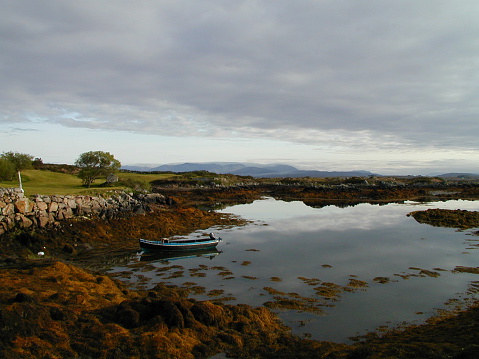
[121,165,156,172]
[259,169,377,178]
[122,162,377,178]
[149,162,247,173]
[436,173,479,180]
[230,164,299,177]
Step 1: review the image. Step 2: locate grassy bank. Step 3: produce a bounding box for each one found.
[0,170,176,196]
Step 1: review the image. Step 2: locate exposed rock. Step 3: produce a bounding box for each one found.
[38,215,50,228]
[48,201,58,212]
[16,214,33,229]
[36,201,48,211]
[2,203,14,216]
[13,292,35,303]
[14,199,32,213]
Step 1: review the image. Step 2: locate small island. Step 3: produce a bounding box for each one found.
[408,208,479,230]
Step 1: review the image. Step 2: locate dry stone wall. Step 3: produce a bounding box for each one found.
[0,188,172,236]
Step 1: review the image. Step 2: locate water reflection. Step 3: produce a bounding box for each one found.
[109,198,479,343]
[139,249,221,262]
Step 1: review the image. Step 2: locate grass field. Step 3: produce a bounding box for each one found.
[0,170,175,196]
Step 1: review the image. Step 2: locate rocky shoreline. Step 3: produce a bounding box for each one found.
[2,260,332,359]
[1,183,479,358]
[154,180,479,207]
[0,187,174,236]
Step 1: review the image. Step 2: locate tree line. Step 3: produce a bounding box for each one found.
[0,151,121,189]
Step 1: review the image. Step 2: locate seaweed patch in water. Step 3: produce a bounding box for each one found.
[190,272,206,277]
[373,277,393,284]
[156,265,184,272]
[298,277,322,286]
[211,266,228,271]
[348,278,369,289]
[466,281,479,295]
[264,298,326,315]
[420,270,441,278]
[218,270,234,277]
[263,286,326,314]
[188,285,207,295]
[165,271,184,279]
[408,267,441,278]
[207,289,225,297]
[211,296,236,303]
[453,266,479,274]
[189,267,208,277]
[314,282,351,301]
[109,271,134,279]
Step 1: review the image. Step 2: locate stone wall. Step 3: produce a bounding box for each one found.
[0,188,172,236]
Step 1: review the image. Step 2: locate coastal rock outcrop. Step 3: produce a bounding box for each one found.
[0,188,172,235]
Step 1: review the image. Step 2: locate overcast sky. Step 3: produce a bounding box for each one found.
[1,1,478,174]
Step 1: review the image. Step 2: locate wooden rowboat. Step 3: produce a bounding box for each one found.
[139,233,222,252]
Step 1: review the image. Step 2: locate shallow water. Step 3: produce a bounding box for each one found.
[109,198,479,343]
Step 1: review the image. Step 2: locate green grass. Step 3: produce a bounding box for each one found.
[118,172,179,183]
[0,170,176,196]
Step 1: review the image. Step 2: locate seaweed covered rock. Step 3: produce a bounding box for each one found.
[408,209,479,229]
[0,261,338,359]
[191,300,227,326]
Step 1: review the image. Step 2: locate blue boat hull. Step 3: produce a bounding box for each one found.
[139,237,221,252]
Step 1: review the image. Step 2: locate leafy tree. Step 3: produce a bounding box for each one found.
[0,158,15,181]
[0,152,34,191]
[32,157,44,168]
[75,151,121,187]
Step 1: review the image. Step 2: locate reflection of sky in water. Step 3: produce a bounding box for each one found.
[110,198,479,343]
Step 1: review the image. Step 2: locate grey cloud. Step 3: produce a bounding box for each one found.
[1,0,479,152]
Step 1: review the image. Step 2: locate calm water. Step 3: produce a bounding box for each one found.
[109,198,479,343]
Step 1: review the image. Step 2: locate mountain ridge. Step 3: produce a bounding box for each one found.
[121,162,378,178]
